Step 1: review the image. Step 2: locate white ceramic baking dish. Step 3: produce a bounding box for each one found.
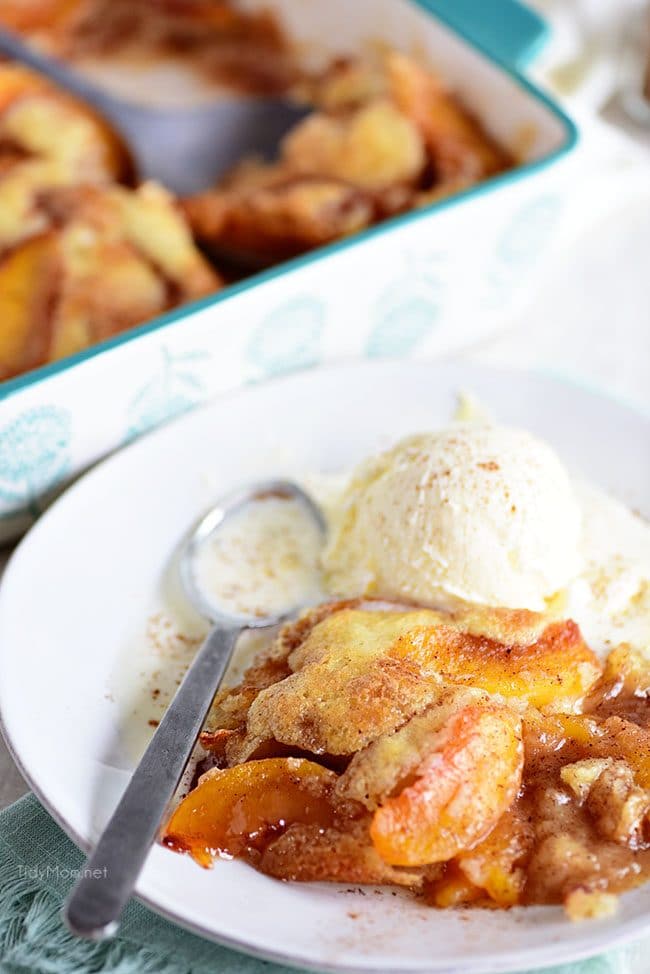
[0,0,577,541]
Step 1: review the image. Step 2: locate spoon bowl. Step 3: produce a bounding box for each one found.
[180,479,326,627]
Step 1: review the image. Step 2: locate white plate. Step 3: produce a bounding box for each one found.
[1,361,649,974]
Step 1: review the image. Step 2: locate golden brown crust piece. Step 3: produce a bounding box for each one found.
[201,599,363,741]
[222,602,600,761]
[202,600,601,764]
[244,608,447,757]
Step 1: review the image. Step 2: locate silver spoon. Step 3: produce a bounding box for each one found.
[0,29,310,194]
[63,479,325,940]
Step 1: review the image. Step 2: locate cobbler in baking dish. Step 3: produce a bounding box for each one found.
[1,1,515,379]
[163,422,650,921]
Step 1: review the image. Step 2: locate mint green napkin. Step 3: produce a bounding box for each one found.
[0,794,645,974]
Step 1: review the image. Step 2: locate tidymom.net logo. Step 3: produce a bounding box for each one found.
[18,864,108,882]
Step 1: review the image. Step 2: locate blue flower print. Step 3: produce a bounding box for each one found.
[366,253,445,358]
[125,347,209,443]
[0,405,71,520]
[247,296,325,376]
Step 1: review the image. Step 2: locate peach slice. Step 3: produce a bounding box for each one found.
[390,618,602,712]
[163,757,336,867]
[370,700,523,867]
[0,232,59,380]
[387,51,511,180]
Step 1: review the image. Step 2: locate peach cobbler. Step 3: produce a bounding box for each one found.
[0,2,514,379]
[163,423,650,921]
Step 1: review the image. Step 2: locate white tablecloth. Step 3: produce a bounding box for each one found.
[471,0,650,417]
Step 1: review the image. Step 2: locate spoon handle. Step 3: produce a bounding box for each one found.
[64,623,240,940]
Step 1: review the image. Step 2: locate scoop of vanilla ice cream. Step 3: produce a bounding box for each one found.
[322,425,582,611]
